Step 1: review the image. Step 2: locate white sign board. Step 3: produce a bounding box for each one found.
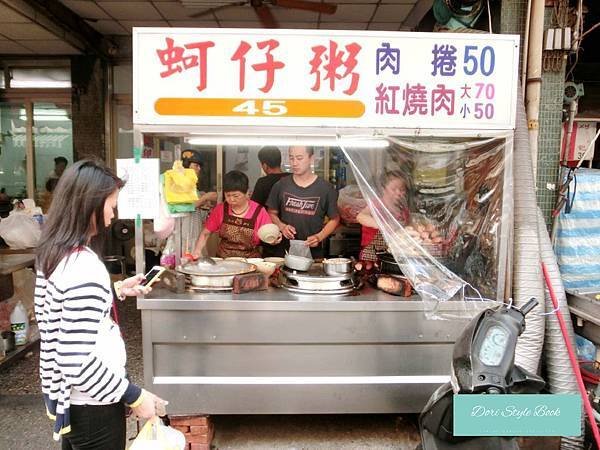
[134,28,519,130]
[116,158,160,219]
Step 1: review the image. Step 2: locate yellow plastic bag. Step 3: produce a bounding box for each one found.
[164,161,198,205]
[129,417,186,450]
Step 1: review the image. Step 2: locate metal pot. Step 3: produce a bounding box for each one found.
[284,254,313,271]
[323,258,353,276]
[1,330,15,353]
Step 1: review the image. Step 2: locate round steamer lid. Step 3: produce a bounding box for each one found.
[178,260,256,277]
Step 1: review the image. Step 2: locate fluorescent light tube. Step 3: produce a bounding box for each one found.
[185,136,389,148]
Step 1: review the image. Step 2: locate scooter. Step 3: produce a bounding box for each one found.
[417,298,546,450]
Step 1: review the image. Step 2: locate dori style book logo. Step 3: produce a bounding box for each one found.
[454,394,581,436]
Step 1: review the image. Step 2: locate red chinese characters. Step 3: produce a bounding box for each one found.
[156,37,215,92]
[231,39,285,93]
[309,40,361,96]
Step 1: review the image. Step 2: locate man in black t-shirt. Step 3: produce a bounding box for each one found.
[252,147,290,257]
[251,146,289,207]
[266,146,340,258]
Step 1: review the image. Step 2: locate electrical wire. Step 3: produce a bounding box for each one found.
[565,169,577,214]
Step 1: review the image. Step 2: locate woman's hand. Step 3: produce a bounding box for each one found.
[131,390,167,419]
[119,274,152,298]
[279,223,296,240]
[196,191,218,208]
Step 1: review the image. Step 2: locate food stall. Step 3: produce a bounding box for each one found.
[130,28,519,413]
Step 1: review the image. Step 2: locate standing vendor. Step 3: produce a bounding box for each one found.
[192,170,275,259]
[251,146,289,206]
[181,149,217,208]
[357,171,409,262]
[251,146,289,257]
[266,146,340,258]
[178,150,217,255]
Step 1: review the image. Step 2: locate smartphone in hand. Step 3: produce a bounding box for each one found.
[139,266,166,288]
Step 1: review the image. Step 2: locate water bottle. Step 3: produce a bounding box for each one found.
[10,301,29,346]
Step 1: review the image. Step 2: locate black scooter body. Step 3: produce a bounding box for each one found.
[418,299,545,450]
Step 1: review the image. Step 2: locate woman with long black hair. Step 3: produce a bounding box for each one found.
[35,159,163,449]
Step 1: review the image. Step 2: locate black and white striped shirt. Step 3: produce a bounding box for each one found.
[34,247,141,440]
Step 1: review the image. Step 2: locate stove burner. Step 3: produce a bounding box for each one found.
[279,263,360,295]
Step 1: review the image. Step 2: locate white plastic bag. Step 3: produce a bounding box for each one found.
[0,212,41,249]
[153,178,175,240]
[129,417,186,450]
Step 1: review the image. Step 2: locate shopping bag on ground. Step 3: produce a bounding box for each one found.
[129,417,186,450]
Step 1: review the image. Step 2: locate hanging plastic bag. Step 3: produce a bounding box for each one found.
[154,175,176,240]
[129,417,186,450]
[163,161,199,205]
[0,211,41,249]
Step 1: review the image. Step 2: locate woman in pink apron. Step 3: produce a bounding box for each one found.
[192,171,276,259]
[357,171,410,262]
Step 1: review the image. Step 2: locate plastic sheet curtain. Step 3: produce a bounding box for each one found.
[342,136,512,318]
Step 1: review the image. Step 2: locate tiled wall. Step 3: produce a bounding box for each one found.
[537,61,567,227]
[501,2,566,227]
[500,0,528,74]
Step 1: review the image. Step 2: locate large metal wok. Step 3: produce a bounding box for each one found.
[177,260,256,289]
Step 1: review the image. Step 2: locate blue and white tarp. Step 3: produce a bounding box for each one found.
[556,168,600,292]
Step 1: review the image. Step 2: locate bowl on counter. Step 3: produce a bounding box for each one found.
[246,258,264,265]
[254,261,277,276]
[264,257,285,267]
[284,254,313,272]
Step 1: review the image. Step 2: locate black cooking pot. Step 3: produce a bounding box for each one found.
[376,252,404,275]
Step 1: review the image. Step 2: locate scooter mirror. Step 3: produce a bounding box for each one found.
[519,297,538,316]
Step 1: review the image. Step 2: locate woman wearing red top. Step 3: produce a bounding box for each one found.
[357,171,410,262]
[192,170,278,259]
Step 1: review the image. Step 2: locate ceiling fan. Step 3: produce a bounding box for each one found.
[188,0,338,29]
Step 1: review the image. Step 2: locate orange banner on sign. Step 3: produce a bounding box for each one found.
[154,98,365,118]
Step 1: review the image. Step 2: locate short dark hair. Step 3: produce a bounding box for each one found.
[223,170,249,193]
[290,145,314,156]
[181,149,203,168]
[258,146,281,168]
[54,156,68,166]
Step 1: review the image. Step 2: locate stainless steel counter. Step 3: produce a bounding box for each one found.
[140,286,491,415]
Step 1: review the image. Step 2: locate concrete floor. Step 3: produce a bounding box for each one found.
[0,296,421,450]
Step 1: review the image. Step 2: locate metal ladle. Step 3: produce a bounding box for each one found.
[195,256,217,266]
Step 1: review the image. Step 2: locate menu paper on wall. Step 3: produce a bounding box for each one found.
[116,158,160,219]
